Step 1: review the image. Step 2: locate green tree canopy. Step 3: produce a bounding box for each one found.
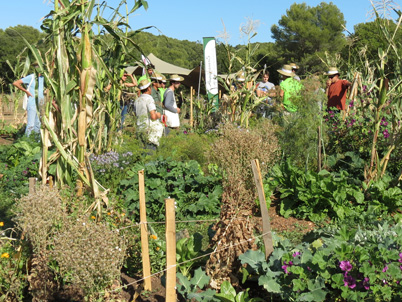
[271,2,347,74]
[347,19,402,76]
[0,25,45,86]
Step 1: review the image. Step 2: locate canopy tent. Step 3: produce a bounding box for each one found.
[129,53,192,77]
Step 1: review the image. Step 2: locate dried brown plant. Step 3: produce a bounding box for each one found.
[206,121,280,286]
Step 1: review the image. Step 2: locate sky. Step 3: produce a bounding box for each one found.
[0,0,400,45]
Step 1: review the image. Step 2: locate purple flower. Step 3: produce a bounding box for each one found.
[399,253,402,263]
[22,170,28,175]
[343,274,356,289]
[340,261,352,272]
[292,251,301,257]
[383,129,389,139]
[183,130,188,134]
[363,277,370,290]
[382,266,388,272]
[282,260,293,274]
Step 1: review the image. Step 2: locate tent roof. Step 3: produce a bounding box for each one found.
[130,53,192,76]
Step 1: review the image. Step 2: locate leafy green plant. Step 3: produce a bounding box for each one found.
[176,232,209,277]
[177,267,218,301]
[214,280,263,302]
[118,158,222,222]
[240,221,402,301]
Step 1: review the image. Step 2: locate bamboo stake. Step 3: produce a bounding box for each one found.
[251,159,274,259]
[165,198,177,302]
[139,170,152,291]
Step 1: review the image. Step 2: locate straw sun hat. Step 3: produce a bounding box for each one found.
[169,74,184,82]
[150,72,163,81]
[325,67,340,76]
[277,65,294,77]
[138,79,151,90]
[289,63,299,70]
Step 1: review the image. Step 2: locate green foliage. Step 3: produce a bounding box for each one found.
[0,25,46,86]
[0,238,29,301]
[215,280,263,302]
[176,232,209,277]
[118,158,222,221]
[271,2,346,73]
[277,77,325,170]
[177,267,218,301]
[240,221,402,301]
[154,131,215,171]
[0,136,41,197]
[268,159,402,223]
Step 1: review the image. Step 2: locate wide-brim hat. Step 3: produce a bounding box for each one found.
[277,65,294,77]
[146,63,155,70]
[289,63,299,70]
[236,71,246,82]
[169,74,184,82]
[161,74,167,83]
[325,67,340,76]
[151,72,163,81]
[138,79,151,90]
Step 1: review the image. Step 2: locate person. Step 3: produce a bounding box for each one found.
[290,63,301,81]
[256,71,276,118]
[256,71,275,100]
[325,67,351,111]
[120,72,137,128]
[138,63,155,83]
[105,71,137,129]
[163,74,183,130]
[159,74,167,103]
[150,72,163,115]
[277,64,304,113]
[13,62,44,136]
[134,79,164,148]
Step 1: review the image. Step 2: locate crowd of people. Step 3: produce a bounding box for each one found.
[13,60,351,148]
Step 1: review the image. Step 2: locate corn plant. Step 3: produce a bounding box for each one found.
[217,19,267,128]
[17,0,148,209]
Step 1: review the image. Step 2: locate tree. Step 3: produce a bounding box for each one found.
[346,19,402,76]
[271,2,347,74]
[0,25,45,86]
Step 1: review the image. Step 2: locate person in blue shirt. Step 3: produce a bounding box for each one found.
[13,62,44,136]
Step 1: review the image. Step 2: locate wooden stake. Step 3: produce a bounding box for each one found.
[165,198,176,301]
[29,177,36,195]
[190,86,193,129]
[251,159,274,259]
[139,170,152,291]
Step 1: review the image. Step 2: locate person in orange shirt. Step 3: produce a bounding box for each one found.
[325,67,351,111]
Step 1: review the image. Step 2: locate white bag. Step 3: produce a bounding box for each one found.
[148,120,164,146]
[22,94,28,110]
[164,110,180,128]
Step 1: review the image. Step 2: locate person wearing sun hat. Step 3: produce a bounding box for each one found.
[289,63,301,81]
[325,67,351,111]
[150,72,163,115]
[163,74,184,130]
[158,74,167,103]
[134,79,164,148]
[277,64,304,113]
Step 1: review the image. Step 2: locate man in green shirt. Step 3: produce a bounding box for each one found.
[150,72,163,114]
[277,64,304,112]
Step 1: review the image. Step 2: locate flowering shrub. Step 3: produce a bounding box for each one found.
[90,151,137,192]
[240,222,402,301]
